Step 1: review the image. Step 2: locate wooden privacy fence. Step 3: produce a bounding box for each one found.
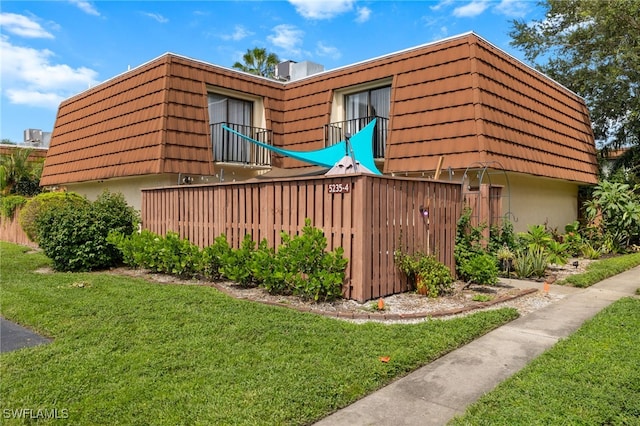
[142,175,500,302]
[0,207,37,249]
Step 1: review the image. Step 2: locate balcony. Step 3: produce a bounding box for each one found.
[210,123,273,167]
[324,116,388,159]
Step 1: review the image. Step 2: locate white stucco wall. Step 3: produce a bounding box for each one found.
[489,172,582,233]
[61,175,180,212]
[59,168,267,212]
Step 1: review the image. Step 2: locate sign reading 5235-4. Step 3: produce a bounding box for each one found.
[327,183,351,193]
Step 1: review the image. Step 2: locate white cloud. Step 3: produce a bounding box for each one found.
[0,13,54,38]
[355,6,371,23]
[0,35,99,109]
[268,24,304,56]
[430,0,455,11]
[315,42,341,60]
[68,0,100,16]
[453,0,491,18]
[142,12,169,23]
[494,0,530,18]
[221,25,253,41]
[288,0,354,20]
[5,89,65,110]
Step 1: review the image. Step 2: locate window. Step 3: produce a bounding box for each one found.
[208,93,254,164]
[345,86,390,123]
[344,86,390,158]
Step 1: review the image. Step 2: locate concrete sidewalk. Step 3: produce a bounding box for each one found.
[315,266,640,426]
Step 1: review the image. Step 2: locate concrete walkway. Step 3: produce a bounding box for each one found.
[0,317,51,353]
[315,266,640,426]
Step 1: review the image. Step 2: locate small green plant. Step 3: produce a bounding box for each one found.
[496,244,514,276]
[472,294,492,302]
[517,224,553,252]
[459,253,499,286]
[563,221,584,256]
[546,240,569,266]
[513,246,548,279]
[455,207,489,279]
[489,219,516,254]
[580,241,602,260]
[394,249,453,297]
[0,194,26,219]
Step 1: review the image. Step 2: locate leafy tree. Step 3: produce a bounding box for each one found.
[509,0,639,155]
[232,47,280,78]
[0,148,43,196]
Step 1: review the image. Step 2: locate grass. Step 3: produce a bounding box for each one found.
[559,252,640,287]
[450,297,640,425]
[0,242,518,425]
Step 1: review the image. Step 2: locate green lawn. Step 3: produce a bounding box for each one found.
[559,252,640,287]
[450,297,640,425]
[0,242,518,425]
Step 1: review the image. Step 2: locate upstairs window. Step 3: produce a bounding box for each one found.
[342,85,390,158]
[345,86,390,123]
[208,92,271,166]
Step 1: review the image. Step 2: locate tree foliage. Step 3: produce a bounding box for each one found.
[232,47,280,78]
[510,0,639,153]
[0,148,44,196]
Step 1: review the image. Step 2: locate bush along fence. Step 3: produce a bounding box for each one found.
[141,174,502,302]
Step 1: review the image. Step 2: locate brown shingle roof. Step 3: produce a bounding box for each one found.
[41,33,597,186]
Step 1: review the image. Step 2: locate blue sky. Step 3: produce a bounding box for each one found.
[0,0,544,143]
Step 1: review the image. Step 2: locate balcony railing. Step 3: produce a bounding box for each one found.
[211,122,273,167]
[324,116,388,159]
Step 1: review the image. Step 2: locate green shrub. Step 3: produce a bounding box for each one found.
[414,254,454,297]
[107,229,155,268]
[0,194,27,219]
[256,220,349,301]
[220,234,260,287]
[19,191,89,242]
[109,230,202,278]
[489,219,516,254]
[35,190,138,272]
[110,220,349,302]
[201,235,232,280]
[459,253,499,285]
[394,250,453,297]
[584,180,640,251]
[455,207,488,278]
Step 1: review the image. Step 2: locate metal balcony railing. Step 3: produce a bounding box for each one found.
[210,122,273,167]
[324,116,388,159]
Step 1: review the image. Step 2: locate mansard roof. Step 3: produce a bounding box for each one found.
[40,32,597,186]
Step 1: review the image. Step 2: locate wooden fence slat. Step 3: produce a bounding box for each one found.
[138,175,484,302]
